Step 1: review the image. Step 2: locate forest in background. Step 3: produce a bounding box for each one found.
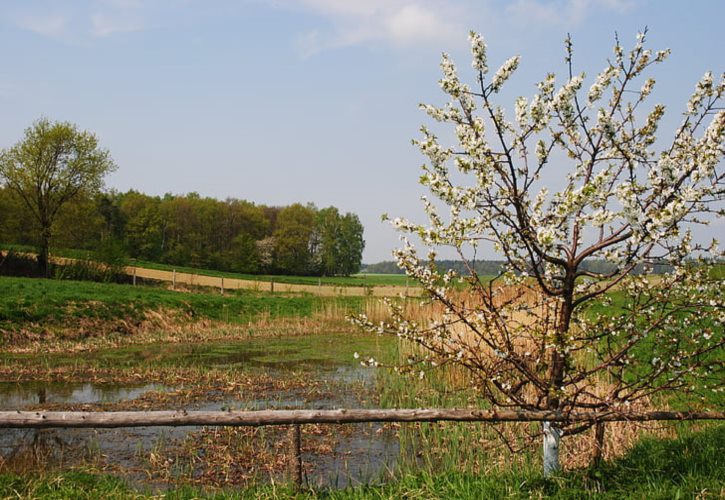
[0,187,364,277]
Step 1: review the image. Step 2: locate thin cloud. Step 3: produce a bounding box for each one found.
[14,14,68,37]
[272,0,465,56]
[506,0,635,26]
[7,1,148,40]
[90,12,144,37]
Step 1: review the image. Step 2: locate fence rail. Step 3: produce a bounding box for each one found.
[1,408,723,429]
[3,408,722,488]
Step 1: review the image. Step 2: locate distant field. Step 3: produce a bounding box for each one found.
[0,243,413,287]
[132,260,415,287]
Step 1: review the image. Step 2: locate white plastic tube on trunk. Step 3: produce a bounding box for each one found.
[543,421,562,476]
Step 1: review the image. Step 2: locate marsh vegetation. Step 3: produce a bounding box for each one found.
[0,274,721,498]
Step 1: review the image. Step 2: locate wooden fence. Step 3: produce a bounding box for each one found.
[2,408,723,488]
[124,265,421,297]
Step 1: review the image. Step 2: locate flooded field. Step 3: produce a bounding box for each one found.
[0,333,400,490]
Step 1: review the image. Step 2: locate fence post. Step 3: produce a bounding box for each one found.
[288,424,302,489]
[593,422,605,465]
[220,277,224,295]
[172,269,176,290]
[270,280,274,293]
[132,267,137,287]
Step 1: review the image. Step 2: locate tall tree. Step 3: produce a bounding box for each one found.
[0,119,117,276]
[313,208,365,276]
[337,213,365,275]
[273,203,316,275]
[314,207,342,276]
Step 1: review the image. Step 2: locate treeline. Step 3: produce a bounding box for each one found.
[362,259,672,276]
[0,188,364,276]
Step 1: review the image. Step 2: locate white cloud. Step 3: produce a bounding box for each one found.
[15,14,68,37]
[270,0,465,56]
[383,4,459,45]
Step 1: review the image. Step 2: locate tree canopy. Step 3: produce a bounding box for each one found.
[0,119,116,276]
[0,187,365,277]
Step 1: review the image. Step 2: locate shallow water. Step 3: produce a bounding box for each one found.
[0,381,166,407]
[0,333,399,489]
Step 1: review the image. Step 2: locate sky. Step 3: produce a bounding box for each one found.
[0,0,723,262]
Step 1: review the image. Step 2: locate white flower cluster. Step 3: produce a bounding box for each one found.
[588,65,619,105]
[491,56,520,93]
[552,74,584,124]
[439,53,462,98]
[469,31,488,74]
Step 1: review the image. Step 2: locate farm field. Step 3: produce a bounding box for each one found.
[0,274,722,498]
[0,244,415,288]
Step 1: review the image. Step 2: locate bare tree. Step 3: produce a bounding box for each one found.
[355,30,724,475]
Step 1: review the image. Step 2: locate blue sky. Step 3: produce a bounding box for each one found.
[1,0,723,262]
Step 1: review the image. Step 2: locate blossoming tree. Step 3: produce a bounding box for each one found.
[356,31,724,475]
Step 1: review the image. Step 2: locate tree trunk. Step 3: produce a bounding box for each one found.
[542,421,562,477]
[38,227,51,278]
[544,282,573,477]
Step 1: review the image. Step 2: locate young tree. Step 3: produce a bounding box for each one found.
[356,31,724,475]
[0,119,117,276]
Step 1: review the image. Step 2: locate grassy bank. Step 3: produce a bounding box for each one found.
[0,276,365,349]
[0,424,721,498]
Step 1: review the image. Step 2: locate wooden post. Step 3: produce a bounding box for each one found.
[132,267,137,286]
[270,280,274,293]
[288,424,302,489]
[172,269,176,290]
[593,421,605,466]
[220,277,224,295]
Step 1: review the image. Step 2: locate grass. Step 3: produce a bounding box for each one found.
[0,424,721,498]
[324,426,724,499]
[325,424,725,499]
[0,275,363,339]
